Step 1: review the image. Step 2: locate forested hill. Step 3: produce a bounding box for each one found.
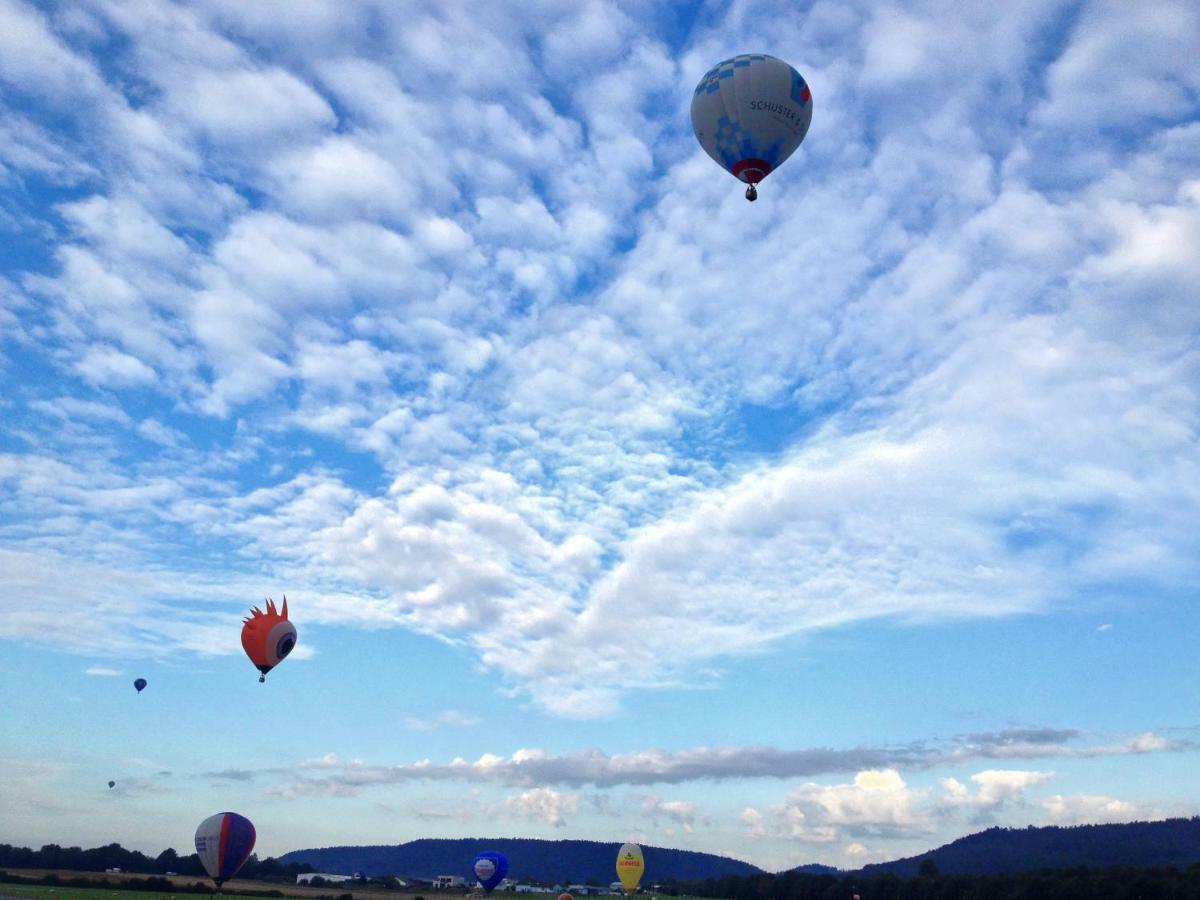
[857,818,1200,877]
[278,839,764,882]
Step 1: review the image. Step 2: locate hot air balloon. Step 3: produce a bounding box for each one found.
[472,851,508,893]
[108,781,115,789]
[691,54,813,201]
[195,811,256,889]
[559,893,574,900]
[134,678,147,693]
[616,843,644,894]
[241,596,296,682]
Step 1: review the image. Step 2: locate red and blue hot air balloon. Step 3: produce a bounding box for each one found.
[473,851,508,893]
[195,811,256,889]
[691,54,813,201]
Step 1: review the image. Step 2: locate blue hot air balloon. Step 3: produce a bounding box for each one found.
[473,851,509,893]
[195,812,256,888]
[134,678,147,693]
[691,54,813,201]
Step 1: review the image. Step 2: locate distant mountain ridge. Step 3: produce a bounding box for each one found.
[280,819,1200,885]
[856,818,1200,877]
[279,838,765,883]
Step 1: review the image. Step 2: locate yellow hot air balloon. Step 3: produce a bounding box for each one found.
[616,843,644,894]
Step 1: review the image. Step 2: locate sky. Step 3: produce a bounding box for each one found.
[0,0,1198,876]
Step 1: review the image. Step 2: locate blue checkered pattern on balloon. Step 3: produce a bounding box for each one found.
[713,115,787,173]
[713,116,756,168]
[694,53,772,95]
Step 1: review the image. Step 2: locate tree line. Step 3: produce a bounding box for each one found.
[677,860,1200,900]
[0,842,315,882]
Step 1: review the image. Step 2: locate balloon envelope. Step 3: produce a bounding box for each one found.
[559,893,573,900]
[472,851,508,892]
[195,811,256,887]
[134,678,147,693]
[690,54,812,190]
[616,843,644,893]
[241,596,296,681]
[108,781,115,788]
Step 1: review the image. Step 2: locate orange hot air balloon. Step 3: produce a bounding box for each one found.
[241,596,297,682]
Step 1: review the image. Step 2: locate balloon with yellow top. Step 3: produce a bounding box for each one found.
[616,843,644,893]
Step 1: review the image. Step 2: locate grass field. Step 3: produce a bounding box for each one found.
[0,874,424,900]
[0,886,229,900]
[0,873,711,900]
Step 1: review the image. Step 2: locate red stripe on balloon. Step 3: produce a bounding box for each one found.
[218,814,230,876]
[731,158,772,184]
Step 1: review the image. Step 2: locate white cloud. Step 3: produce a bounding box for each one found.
[266,137,416,222]
[641,796,704,833]
[0,0,1196,737]
[1041,793,1149,825]
[167,65,335,145]
[742,769,927,846]
[0,0,107,102]
[84,665,122,677]
[505,786,580,827]
[970,770,1055,807]
[75,345,157,387]
[404,709,482,732]
[740,806,766,838]
[1033,1,1200,130]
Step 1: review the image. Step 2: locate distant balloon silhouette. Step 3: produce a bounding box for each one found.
[108,781,115,789]
[241,596,296,682]
[472,851,508,893]
[134,678,147,693]
[195,811,256,889]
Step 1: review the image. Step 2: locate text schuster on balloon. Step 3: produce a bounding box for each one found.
[749,99,805,127]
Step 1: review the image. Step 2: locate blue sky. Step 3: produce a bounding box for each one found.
[1,0,1199,875]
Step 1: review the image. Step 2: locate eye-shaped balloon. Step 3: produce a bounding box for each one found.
[195,811,256,888]
[241,596,296,683]
[134,678,147,693]
[472,851,508,893]
[691,54,813,201]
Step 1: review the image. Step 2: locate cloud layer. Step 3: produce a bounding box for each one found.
[0,0,1197,721]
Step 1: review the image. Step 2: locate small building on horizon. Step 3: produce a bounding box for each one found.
[297,873,354,885]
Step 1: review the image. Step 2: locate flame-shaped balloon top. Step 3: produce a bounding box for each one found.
[243,595,289,623]
[240,595,297,682]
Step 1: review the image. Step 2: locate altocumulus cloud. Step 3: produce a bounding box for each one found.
[0,0,1196,718]
[207,726,1186,793]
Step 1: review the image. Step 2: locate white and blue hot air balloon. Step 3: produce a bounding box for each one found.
[473,851,509,893]
[691,54,813,201]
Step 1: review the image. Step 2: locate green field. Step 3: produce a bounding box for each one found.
[0,884,351,900]
[0,886,708,900]
[0,888,270,900]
